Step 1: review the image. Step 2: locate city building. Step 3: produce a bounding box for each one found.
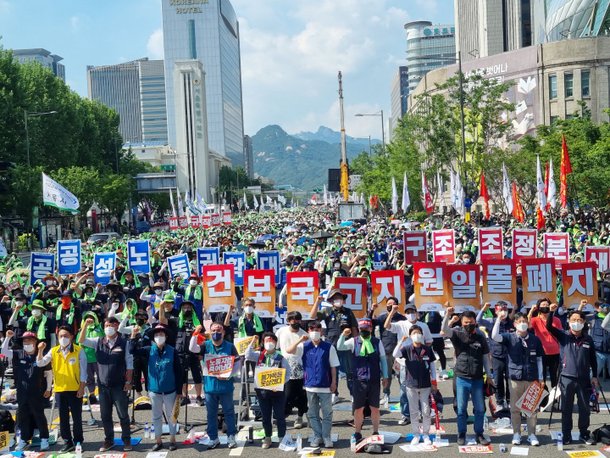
[405,21,456,93]
[87,58,168,145]
[161,0,245,165]
[13,48,65,81]
[243,134,254,179]
[173,60,229,202]
[389,66,409,138]
[408,36,610,138]
[545,0,610,42]
[122,141,175,171]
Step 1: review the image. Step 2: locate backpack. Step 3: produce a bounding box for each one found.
[593,424,610,445]
[0,411,15,433]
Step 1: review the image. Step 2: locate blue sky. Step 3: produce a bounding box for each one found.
[0,0,454,139]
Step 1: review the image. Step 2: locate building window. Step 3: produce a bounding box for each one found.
[550,115,559,125]
[549,75,557,99]
[565,73,574,98]
[581,70,590,97]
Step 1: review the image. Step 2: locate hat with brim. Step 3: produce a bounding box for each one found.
[188,273,199,280]
[162,293,175,303]
[405,303,417,312]
[152,325,169,336]
[180,300,194,308]
[20,331,38,341]
[153,281,164,288]
[358,318,372,329]
[30,300,46,311]
[327,288,347,301]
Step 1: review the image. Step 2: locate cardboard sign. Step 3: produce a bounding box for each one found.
[371,270,405,311]
[565,451,605,458]
[243,269,276,317]
[334,277,368,318]
[562,262,598,308]
[169,216,179,231]
[514,381,547,417]
[354,434,384,453]
[585,246,610,274]
[431,229,455,263]
[522,258,556,307]
[413,262,447,312]
[30,252,55,285]
[211,213,221,226]
[222,211,232,225]
[203,354,235,378]
[197,247,220,274]
[0,431,8,452]
[286,271,319,319]
[201,214,211,228]
[202,265,235,313]
[178,215,188,228]
[127,240,150,274]
[403,231,427,264]
[257,251,281,284]
[234,336,256,356]
[223,251,246,287]
[481,260,517,308]
[512,229,537,264]
[57,240,81,275]
[543,233,570,265]
[254,367,286,391]
[167,253,190,280]
[478,227,503,262]
[445,264,480,311]
[93,252,116,285]
[458,445,493,454]
[189,215,200,228]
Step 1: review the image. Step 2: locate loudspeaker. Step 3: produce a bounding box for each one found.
[328,168,340,192]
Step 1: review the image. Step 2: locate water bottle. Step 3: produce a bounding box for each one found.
[75,442,82,458]
[150,424,155,439]
[434,431,442,447]
[14,427,21,446]
[499,443,507,453]
[296,433,302,452]
[557,433,563,451]
[483,415,489,432]
[144,422,150,439]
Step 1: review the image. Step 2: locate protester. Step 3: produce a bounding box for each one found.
[528,298,562,388]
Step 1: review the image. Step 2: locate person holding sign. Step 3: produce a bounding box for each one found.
[173,273,203,320]
[244,333,291,449]
[336,318,388,446]
[491,312,543,446]
[546,303,598,446]
[189,322,240,450]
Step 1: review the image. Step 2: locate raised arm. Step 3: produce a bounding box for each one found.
[309,295,323,321]
[491,316,504,343]
[441,305,455,337]
[384,302,399,331]
[336,329,355,351]
[0,330,14,359]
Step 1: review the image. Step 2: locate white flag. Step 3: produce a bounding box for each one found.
[536,155,546,213]
[323,185,328,206]
[253,194,259,209]
[436,170,443,205]
[502,163,514,213]
[42,173,79,214]
[391,176,398,214]
[454,170,465,217]
[401,172,410,213]
[243,192,249,210]
[547,157,556,210]
[169,189,177,217]
[176,190,185,217]
[195,190,207,212]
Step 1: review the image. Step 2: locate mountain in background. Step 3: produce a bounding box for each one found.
[249,125,377,191]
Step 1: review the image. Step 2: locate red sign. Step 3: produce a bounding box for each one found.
[169,217,179,231]
[371,270,406,311]
[481,260,517,308]
[413,262,446,312]
[211,213,221,226]
[431,229,455,263]
[286,271,319,319]
[512,229,537,264]
[243,269,276,317]
[201,214,211,228]
[403,231,427,264]
[445,264,480,311]
[543,233,570,265]
[561,262,598,309]
[189,215,200,228]
[178,215,188,228]
[478,227,503,261]
[335,277,368,319]
[521,258,556,307]
[585,246,610,274]
[202,265,235,313]
[222,211,232,225]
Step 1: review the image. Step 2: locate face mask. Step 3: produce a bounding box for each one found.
[386,306,393,313]
[155,289,163,296]
[244,306,254,315]
[189,280,198,287]
[59,337,71,348]
[212,332,223,341]
[498,310,508,319]
[411,333,424,344]
[23,344,35,353]
[154,336,166,346]
[31,309,42,318]
[112,302,120,309]
[360,330,371,338]
[183,309,192,317]
[104,327,117,337]
[516,323,528,332]
[406,313,417,322]
[463,323,476,333]
[538,307,550,314]
[290,322,301,330]
[309,331,321,342]
[264,342,276,351]
[136,319,146,326]
[570,322,584,332]
[15,301,24,308]
[332,299,342,308]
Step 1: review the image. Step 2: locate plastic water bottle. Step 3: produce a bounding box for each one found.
[14,427,21,446]
[296,433,302,452]
[483,415,489,432]
[499,443,507,453]
[150,424,155,439]
[434,431,442,446]
[75,442,82,458]
[557,433,563,451]
[144,423,150,439]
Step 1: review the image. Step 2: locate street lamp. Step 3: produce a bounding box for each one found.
[355,110,385,153]
[24,110,58,168]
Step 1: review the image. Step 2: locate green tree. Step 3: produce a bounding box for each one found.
[50,167,101,219]
[98,174,132,220]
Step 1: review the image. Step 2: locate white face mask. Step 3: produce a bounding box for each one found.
[333,299,342,307]
[244,306,254,315]
[154,336,166,346]
[15,301,24,307]
[59,337,71,348]
[264,342,276,351]
[23,344,35,353]
[31,309,42,318]
[516,322,529,333]
[189,280,198,287]
[309,331,321,342]
[112,303,119,309]
[406,313,417,322]
[104,326,117,337]
[498,310,508,319]
[570,322,584,332]
[155,289,163,296]
[411,333,424,344]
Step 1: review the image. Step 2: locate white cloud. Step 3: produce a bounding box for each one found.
[147,28,164,60]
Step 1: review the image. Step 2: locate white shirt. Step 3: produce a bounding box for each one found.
[276,325,308,380]
[295,341,340,393]
[389,320,433,346]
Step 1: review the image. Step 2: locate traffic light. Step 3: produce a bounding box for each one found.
[0,161,15,192]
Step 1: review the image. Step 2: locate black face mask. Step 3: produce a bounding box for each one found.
[360,330,371,338]
[386,306,393,313]
[463,324,476,333]
[136,319,146,326]
[183,310,192,317]
[290,322,301,330]
[538,307,550,314]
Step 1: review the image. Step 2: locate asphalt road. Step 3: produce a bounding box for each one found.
[8,362,610,457]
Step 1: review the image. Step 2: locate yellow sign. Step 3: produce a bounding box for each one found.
[234,336,256,356]
[565,451,605,458]
[304,451,335,457]
[0,431,9,452]
[254,367,286,391]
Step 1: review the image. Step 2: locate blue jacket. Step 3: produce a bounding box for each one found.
[148,344,182,394]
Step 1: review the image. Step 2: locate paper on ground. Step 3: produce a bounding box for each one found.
[510,446,529,456]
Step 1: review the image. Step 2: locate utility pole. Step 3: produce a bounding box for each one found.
[338,71,349,202]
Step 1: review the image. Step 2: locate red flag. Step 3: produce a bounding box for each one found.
[479,173,490,220]
[422,172,434,214]
[536,206,546,230]
[511,182,525,223]
[560,134,572,208]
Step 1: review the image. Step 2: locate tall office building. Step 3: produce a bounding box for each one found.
[243,134,254,179]
[87,58,168,144]
[389,66,409,138]
[13,48,65,81]
[161,0,245,165]
[545,0,610,42]
[405,21,456,92]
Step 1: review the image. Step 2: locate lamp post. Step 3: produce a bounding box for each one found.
[24,110,58,168]
[355,110,385,153]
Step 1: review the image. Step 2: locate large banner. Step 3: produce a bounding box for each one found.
[127,240,150,274]
[167,253,190,280]
[202,265,235,313]
[211,213,221,227]
[585,246,610,275]
[243,269,276,317]
[481,260,517,308]
[512,229,537,264]
[562,262,598,309]
[57,240,81,275]
[522,258,556,307]
[169,217,179,231]
[189,215,200,228]
[222,211,232,225]
[201,214,211,228]
[286,271,319,319]
[257,251,281,284]
[223,252,246,287]
[93,252,116,285]
[445,264,480,311]
[30,252,55,285]
[478,227,503,262]
[371,270,405,314]
[197,247,220,274]
[334,277,368,319]
[403,231,427,264]
[413,262,446,312]
[543,233,570,265]
[431,229,455,263]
